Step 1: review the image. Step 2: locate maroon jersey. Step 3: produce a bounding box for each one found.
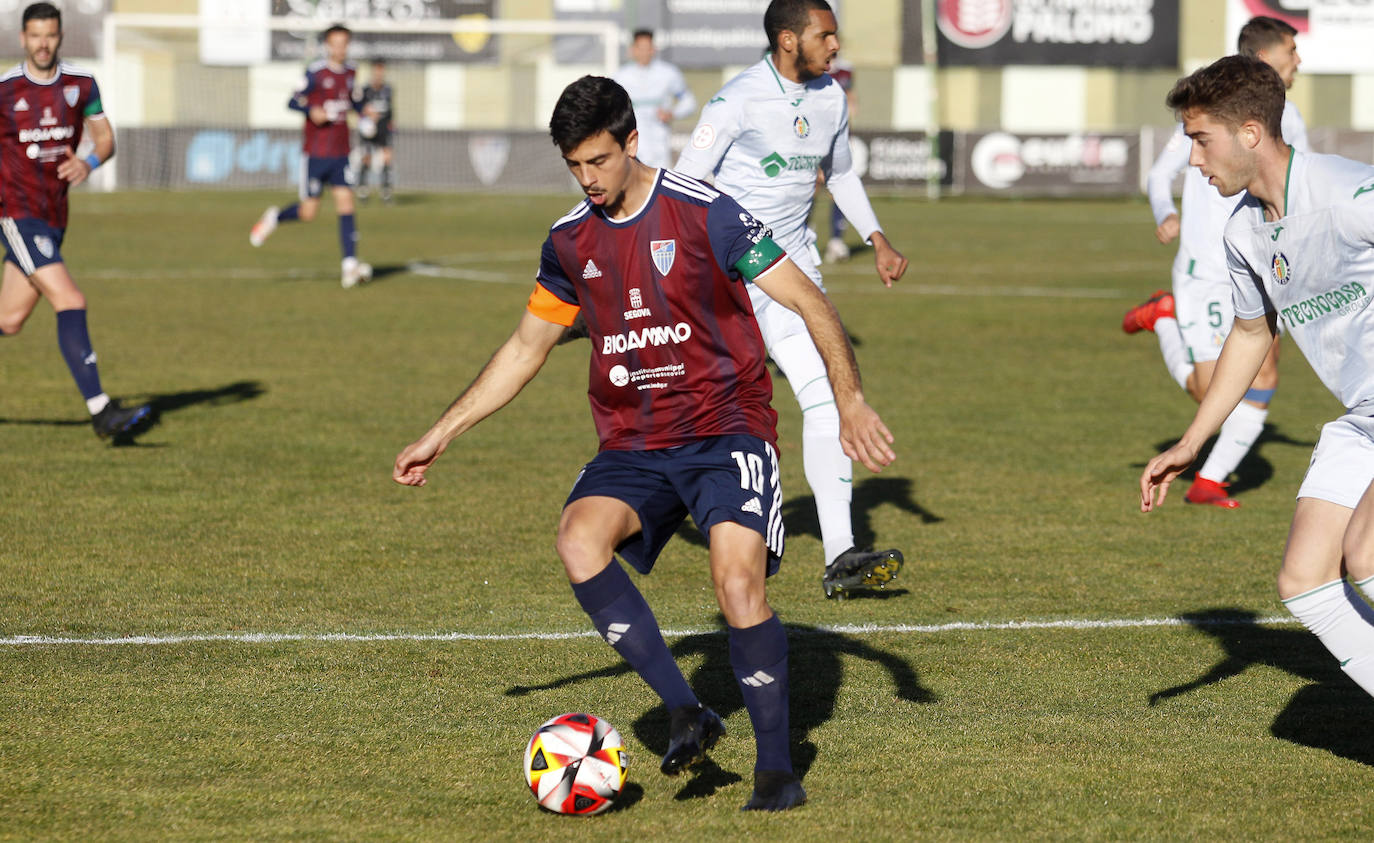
[528,169,788,451]
[0,62,103,229]
[289,60,357,158]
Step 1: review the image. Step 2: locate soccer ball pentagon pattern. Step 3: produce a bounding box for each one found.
[523,712,628,815]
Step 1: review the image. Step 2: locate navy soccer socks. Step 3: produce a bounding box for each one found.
[571,560,697,712]
[729,613,792,774]
[339,214,357,259]
[55,309,104,404]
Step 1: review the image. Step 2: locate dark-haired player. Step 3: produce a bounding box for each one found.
[394,75,896,811]
[250,24,372,289]
[0,1,153,441]
[1142,55,1374,699]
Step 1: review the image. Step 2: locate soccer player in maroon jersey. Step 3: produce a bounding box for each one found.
[0,2,153,442]
[393,76,895,812]
[249,24,373,289]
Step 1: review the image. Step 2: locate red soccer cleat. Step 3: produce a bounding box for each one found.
[1185,476,1241,509]
[1122,289,1176,334]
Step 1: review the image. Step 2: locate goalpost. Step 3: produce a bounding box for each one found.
[93,14,621,192]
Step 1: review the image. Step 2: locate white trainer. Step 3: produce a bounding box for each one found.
[250,206,279,247]
[341,257,372,289]
[823,238,850,264]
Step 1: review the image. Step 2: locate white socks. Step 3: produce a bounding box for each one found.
[1198,402,1268,483]
[1154,317,1193,390]
[770,333,854,567]
[1284,579,1374,697]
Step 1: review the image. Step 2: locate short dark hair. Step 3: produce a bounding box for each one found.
[549,76,636,154]
[764,0,832,51]
[632,29,654,41]
[1237,16,1297,58]
[23,2,61,28]
[323,24,351,41]
[1166,55,1286,140]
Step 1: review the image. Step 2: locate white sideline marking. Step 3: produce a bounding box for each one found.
[0,615,1296,647]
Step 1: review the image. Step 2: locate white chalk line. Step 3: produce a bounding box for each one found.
[0,615,1297,648]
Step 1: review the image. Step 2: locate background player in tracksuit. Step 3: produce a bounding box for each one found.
[356,60,394,204]
[250,24,372,289]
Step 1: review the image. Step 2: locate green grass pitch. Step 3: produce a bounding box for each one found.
[1,190,1371,839]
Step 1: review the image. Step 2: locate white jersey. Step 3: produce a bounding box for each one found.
[1149,101,1309,283]
[675,57,880,262]
[613,58,696,169]
[1226,150,1374,413]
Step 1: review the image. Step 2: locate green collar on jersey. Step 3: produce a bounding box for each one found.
[764,53,803,100]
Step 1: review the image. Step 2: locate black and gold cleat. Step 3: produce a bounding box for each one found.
[822,547,904,600]
[660,703,725,775]
[742,770,807,811]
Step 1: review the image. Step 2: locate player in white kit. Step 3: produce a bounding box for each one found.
[677,0,909,599]
[1125,16,1307,508]
[613,29,696,169]
[1141,55,1374,700]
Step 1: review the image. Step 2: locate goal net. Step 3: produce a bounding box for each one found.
[98,13,619,192]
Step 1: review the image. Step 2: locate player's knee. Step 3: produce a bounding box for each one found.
[711,569,768,627]
[1343,532,1374,583]
[1276,563,1335,602]
[298,204,318,222]
[554,523,611,583]
[0,311,27,335]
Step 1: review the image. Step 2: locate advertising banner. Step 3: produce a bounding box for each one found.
[957,131,1140,195]
[1225,0,1374,74]
[269,0,498,63]
[851,131,954,187]
[555,0,834,68]
[934,0,1179,67]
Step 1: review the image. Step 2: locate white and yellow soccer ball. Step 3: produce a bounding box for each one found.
[523,712,629,815]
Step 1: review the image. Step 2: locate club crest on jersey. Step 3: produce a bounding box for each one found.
[650,240,676,276]
[793,115,810,138]
[34,236,53,259]
[624,287,650,320]
[63,86,79,108]
[1271,251,1292,286]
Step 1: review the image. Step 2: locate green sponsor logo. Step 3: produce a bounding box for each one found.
[1270,225,1283,241]
[1278,281,1369,329]
[758,151,823,178]
[709,96,726,104]
[790,97,803,107]
[1354,183,1374,199]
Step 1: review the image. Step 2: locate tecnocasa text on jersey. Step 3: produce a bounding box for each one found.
[1279,282,1368,328]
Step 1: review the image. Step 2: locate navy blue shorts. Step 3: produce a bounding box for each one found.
[299,154,354,199]
[1,217,65,274]
[566,434,785,576]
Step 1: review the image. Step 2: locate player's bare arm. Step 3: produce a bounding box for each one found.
[57,116,113,186]
[393,312,565,486]
[1155,213,1181,245]
[870,231,908,287]
[754,258,895,473]
[1140,313,1275,511]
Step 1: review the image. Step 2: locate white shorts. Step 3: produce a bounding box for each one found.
[1171,259,1231,364]
[748,238,824,350]
[1297,413,1374,508]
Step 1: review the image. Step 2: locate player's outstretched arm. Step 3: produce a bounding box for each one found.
[1139,313,1274,511]
[754,258,895,473]
[869,231,908,287]
[393,311,565,487]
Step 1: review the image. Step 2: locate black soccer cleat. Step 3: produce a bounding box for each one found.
[822,547,904,599]
[91,400,155,443]
[742,769,807,811]
[660,704,725,776]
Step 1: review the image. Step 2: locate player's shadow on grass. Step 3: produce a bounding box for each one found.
[1148,607,1374,767]
[506,621,934,798]
[673,476,941,573]
[0,380,264,444]
[1144,423,1315,496]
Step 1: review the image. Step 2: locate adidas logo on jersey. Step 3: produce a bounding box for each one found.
[14,98,28,111]
[582,259,602,279]
[742,497,763,516]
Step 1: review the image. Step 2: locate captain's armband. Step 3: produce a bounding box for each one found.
[732,237,786,282]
